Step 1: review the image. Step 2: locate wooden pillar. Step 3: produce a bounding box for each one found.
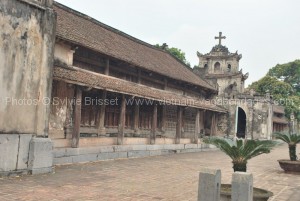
[134,101,140,134]
[210,113,216,136]
[118,94,126,145]
[163,78,168,89]
[150,103,158,144]
[176,106,183,144]
[137,69,141,84]
[97,90,107,136]
[199,110,205,136]
[72,86,82,148]
[104,58,109,75]
[194,109,200,144]
[161,105,167,132]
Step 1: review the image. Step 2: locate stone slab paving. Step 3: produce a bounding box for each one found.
[0,145,300,201]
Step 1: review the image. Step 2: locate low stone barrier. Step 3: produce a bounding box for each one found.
[198,168,254,201]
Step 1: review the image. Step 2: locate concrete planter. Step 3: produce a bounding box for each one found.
[278,159,300,172]
[220,184,273,201]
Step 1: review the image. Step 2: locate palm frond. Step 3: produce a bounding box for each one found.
[274,132,300,145]
[203,137,277,163]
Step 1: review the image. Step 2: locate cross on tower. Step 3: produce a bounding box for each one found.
[215,32,226,45]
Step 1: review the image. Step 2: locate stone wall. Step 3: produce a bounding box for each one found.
[225,97,272,139]
[0,0,56,174]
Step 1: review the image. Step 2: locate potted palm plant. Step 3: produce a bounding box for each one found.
[203,137,277,201]
[273,132,300,172]
[203,137,278,172]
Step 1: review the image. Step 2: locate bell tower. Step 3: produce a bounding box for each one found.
[194,32,248,96]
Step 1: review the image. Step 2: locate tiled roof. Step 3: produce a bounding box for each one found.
[53,66,227,113]
[273,105,285,114]
[273,116,289,124]
[53,2,217,92]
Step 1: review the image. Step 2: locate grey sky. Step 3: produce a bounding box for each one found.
[55,0,300,86]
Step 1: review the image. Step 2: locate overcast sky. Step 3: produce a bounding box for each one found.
[55,0,300,86]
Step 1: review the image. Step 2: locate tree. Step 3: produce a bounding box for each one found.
[203,137,277,172]
[155,44,190,66]
[248,60,300,120]
[267,60,300,96]
[248,76,294,100]
[274,133,300,161]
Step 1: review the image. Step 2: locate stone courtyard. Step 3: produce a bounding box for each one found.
[0,145,299,201]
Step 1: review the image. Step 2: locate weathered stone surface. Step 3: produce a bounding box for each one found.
[163,144,184,150]
[113,145,133,152]
[146,144,164,150]
[28,138,53,174]
[53,156,73,165]
[17,134,33,170]
[184,144,198,149]
[97,152,127,160]
[127,150,150,158]
[149,150,162,156]
[52,144,217,165]
[231,172,253,201]
[72,154,98,163]
[198,168,221,201]
[180,149,201,153]
[0,135,19,172]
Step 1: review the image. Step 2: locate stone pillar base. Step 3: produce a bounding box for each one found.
[0,134,33,175]
[28,138,53,174]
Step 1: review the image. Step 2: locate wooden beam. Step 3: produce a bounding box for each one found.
[176,106,183,144]
[117,94,126,145]
[150,103,158,144]
[72,86,82,148]
[194,109,200,144]
[97,90,107,136]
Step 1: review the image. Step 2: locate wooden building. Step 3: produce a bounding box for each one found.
[272,106,289,133]
[49,3,227,149]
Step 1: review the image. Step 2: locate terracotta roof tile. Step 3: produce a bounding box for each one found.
[273,105,285,114]
[273,116,289,124]
[53,2,216,92]
[53,66,227,113]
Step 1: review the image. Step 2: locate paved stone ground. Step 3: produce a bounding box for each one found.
[0,145,300,201]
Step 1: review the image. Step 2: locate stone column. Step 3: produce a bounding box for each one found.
[176,106,183,144]
[97,90,107,136]
[150,103,158,144]
[232,172,253,201]
[198,168,221,201]
[72,86,82,148]
[117,94,126,145]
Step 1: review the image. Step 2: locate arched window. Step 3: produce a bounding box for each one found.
[227,64,231,72]
[204,64,208,68]
[214,62,221,72]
